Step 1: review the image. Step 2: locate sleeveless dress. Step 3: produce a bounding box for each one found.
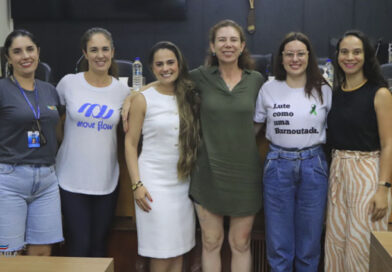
[135,87,196,258]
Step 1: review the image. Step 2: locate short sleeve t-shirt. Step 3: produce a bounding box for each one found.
[0,78,60,164]
[56,73,129,194]
[189,66,264,216]
[254,79,332,149]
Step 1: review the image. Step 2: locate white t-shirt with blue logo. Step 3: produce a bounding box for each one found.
[253,79,332,149]
[56,72,129,194]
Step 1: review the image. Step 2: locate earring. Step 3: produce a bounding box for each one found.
[239,51,243,56]
[5,61,11,76]
[212,52,216,57]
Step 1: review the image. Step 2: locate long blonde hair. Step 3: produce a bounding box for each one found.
[148,41,200,179]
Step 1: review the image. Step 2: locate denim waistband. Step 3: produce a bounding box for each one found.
[266,143,323,160]
[0,162,53,168]
[26,163,53,168]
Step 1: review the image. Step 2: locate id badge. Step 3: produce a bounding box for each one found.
[27,130,40,148]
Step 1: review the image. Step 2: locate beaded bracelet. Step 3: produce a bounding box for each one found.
[132,180,144,191]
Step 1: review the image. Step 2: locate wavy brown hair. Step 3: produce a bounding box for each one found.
[148,41,200,180]
[79,27,119,78]
[205,19,255,70]
[274,32,328,103]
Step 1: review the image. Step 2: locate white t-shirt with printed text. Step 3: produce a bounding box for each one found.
[254,79,332,149]
[56,73,130,194]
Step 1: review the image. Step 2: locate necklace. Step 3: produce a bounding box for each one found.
[342,79,368,92]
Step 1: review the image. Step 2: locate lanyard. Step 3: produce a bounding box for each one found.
[13,77,40,120]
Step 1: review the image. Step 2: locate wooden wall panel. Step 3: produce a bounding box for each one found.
[116,128,135,217]
[13,0,392,83]
[303,0,354,58]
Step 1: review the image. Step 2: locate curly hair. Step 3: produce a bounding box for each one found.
[333,30,387,90]
[148,41,200,180]
[274,32,328,103]
[79,27,118,78]
[205,19,255,70]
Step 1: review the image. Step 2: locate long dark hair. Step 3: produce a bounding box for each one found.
[333,30,387,90]
[274,32,327,103]
[148,41,200,179]
[79,27,118,78]
[1,29,40,77]
[205,19,255,70]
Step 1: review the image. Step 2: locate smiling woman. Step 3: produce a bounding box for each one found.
[337,36,365,78]
[55,27,130,258]
[325,30,392,272]
[0,29,64,256]
[6,37,39,79]
[189,20,264,272]
[151,48,179,89]
[78,28,118,82]
[281,41,309,79]
[125,41,199,272]
[254,32,331,272]
[210,26,245,69]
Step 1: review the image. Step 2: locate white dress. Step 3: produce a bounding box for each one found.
[135,87,195,258]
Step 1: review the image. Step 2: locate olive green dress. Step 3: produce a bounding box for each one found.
[189,66,264,216]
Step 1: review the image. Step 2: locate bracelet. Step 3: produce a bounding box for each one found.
[132,180,143,191]
[378,181,392,188]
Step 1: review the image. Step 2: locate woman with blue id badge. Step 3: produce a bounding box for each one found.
[0,29,63,256]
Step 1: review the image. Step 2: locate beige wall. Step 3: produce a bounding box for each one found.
[0,0,13,45]
[0,0,13,77]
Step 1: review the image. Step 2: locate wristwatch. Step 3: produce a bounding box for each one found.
[378,181,392,188]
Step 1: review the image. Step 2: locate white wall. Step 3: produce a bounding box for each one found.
[0,0,13,45]
[0,0,13,77]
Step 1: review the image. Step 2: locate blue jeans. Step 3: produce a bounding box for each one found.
[263,144,328,272]
[0,163,63,252]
